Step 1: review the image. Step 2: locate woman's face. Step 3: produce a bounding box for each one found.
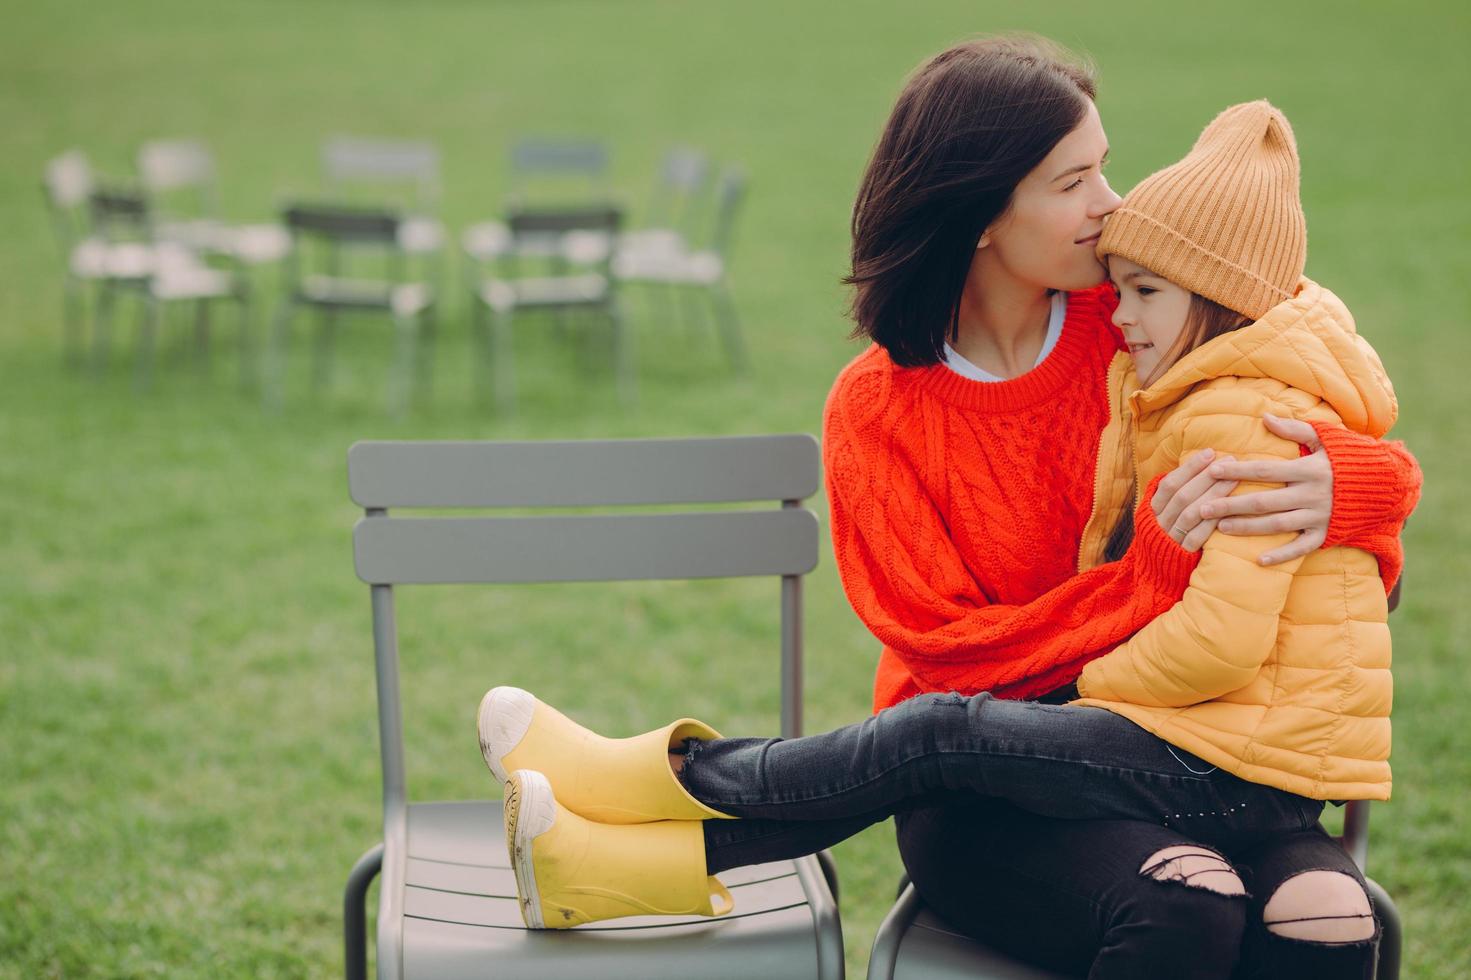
[979,100,1121,292]
[1105,255,1194,384]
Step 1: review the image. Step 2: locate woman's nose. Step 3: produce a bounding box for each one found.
[1093,177,1123,217]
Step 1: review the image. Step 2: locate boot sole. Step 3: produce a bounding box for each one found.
[504,770,556,930]
[478,686,535,783]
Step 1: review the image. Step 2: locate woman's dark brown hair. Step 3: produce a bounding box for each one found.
[846,36,1096,366]
[1102,293,1255,562]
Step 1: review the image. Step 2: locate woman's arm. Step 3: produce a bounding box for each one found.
[1200,415,1420,587]
[826,427,1205,698]
[1078,413,1306,707]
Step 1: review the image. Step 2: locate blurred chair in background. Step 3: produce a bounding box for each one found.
[461,137,613,266]
[85,184,251,390]
[264,204,436,416]
[613,166,748,370]
[42,150,151,366]
[467,205,625,413]
[320,136,447,259]
[136,138,291,266]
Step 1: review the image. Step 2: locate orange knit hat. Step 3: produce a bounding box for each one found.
[1098,100,1306,320]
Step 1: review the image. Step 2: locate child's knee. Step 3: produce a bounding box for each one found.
[1262,870,1376,943]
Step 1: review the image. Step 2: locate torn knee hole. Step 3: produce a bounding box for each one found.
[1139,845,1246,897]
[1264,870,1376,943]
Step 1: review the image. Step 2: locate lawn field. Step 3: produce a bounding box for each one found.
[2,0,1467,975]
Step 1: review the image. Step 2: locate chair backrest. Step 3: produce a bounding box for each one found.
[321,136,440,211]
[42,150,95,249]
[506,136,611,208]
[279,203,406,286]
[87,188,153,243]
[349,435,820,809]
[705,166,748,257]
[137,138,215,191]
[44,150,94,209]
[643,145,710,230]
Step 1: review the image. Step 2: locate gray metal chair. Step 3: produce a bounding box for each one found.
[321,136,447,257]
[866,799,1401,979]
[467,205,627,412]
[343,435,844,980]
[264,204,435,415]
[613,166,748,370]
[461,137,615,266]
[84,186,249,389]
[136,138,290,265]
[42,151,155,366]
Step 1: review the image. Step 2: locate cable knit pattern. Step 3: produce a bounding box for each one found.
[823,284,1422,715]
[825,286,1203,711]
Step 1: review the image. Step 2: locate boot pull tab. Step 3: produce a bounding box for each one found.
[707,877,735,917]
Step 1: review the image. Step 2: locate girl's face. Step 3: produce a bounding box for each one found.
[979,100,1123,292]
[1106,255,1193,385]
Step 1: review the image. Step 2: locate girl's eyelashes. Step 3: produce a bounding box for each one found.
[1136,285,1158,296]
[1062,177,1084,192]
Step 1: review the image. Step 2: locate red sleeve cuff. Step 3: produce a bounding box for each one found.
[1313,422,1423,549]
[1130,474,1203,593]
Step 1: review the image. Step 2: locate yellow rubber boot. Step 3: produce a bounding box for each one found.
[504,769,735,929]
[478,686,732,823]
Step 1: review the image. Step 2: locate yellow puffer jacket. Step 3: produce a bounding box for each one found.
[1074,280,1396,800]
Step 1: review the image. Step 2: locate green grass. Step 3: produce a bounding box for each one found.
[2,0,1467,975]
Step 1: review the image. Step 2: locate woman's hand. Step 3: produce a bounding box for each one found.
[1151,449,1239,553]
[1197,414,1333,566]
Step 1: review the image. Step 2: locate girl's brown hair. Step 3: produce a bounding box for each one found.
[1102,293,1253,562]
[845,36,1096,366]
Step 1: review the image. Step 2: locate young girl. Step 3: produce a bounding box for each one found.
[481,98,1399,976]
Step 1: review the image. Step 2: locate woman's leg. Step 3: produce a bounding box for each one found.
[678,692,1321,851]
[1229,824,1379,980]
[898,795,1249,980]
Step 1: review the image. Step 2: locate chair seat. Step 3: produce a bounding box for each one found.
[463,221,615,265]
[151,251,238,301]
[477,273,611,313]
[396,801,826,979]
[69,239,154,280]
[612,247,724,285]
[301,275,433,316]
[154,219,292,264]
[890,903,1070,980]
[398,217,446,254]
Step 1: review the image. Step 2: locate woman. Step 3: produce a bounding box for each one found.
[483,37,1421,977]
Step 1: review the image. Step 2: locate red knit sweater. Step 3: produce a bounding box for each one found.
[822,284,1422,713]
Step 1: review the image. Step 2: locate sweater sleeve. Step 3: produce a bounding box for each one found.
[1077,411,1306,707]
[825,399,1199,698]
[1315,422,1420,590]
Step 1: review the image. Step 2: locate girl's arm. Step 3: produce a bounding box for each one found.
[1076,412,1307,708]
[826,427,1202,699]
[1203,416,1420,587]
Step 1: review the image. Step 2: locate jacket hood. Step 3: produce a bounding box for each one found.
[1129,279,1397,437]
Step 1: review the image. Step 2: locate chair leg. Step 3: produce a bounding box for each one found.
[344,842,384,980]
[609,297,635,404]
[709,281,748,372]
[416,304,436,407]
[193,298,211,370]
[93,282,117,375]
[1365,877,1401,980]
[313,308,337,395]
[236,287,255,391]
[388,311,415,418]
[263,298,294,410]
[63,277,85,368]
[491,308,515,415]
[134,294,160,392]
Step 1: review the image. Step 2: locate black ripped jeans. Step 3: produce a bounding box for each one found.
[679,692,1377,979]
